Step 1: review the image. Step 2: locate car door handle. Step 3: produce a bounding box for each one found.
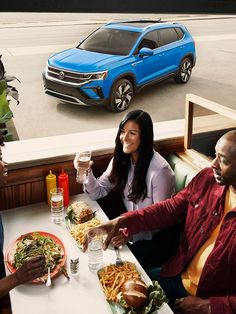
[158,53,164,57]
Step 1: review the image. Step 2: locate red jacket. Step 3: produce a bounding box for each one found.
[124,168,236,314]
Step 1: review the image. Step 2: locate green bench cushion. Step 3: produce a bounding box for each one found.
[167,154,199,192]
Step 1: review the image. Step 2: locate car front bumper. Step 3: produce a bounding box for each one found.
[43,74,109,107]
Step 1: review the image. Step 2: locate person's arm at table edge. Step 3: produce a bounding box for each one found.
[0,273,21,297]
[0,255,45,298]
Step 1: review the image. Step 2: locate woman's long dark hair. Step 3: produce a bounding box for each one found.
[109,110,154,203]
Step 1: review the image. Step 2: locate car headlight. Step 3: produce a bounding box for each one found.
[80,71,108,80]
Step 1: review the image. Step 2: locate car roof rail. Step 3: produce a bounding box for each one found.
[106,18,162,26]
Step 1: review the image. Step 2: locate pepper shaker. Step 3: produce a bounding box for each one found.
[70,257,79,276]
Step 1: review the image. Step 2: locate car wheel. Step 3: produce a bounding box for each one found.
[108,79,133,112]
[174,58,192,84]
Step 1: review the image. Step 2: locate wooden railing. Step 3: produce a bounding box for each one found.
[0,137,184,211]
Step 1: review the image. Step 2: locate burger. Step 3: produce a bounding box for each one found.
[117,278,148,309]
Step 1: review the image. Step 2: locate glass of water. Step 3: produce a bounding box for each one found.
[87,228,104,272]
[50,187,64,224]
[75,150,91,184]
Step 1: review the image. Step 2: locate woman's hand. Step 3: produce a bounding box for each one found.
[173,296,210,314]
[73,154,93,172]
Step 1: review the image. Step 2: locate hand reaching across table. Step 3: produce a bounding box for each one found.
[82,216,128,251]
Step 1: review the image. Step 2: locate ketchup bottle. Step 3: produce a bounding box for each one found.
[58,169,70,206]
[46,170,57,207]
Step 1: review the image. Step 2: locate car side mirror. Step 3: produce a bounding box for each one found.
[139,48,154,57]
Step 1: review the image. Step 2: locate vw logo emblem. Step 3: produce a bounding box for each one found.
[59,71,65,80]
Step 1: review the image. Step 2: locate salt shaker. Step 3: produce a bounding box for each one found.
[70,257,79,276]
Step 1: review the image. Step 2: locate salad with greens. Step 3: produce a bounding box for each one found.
[13,232,64,275]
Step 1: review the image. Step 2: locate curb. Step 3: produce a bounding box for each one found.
[0,14,235,28]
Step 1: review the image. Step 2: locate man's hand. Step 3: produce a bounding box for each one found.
[82,216,128,252]
[173,296,210,314]
[13,255,45,285]
[110,228,129,247]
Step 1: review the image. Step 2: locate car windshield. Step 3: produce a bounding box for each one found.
[78,28,140,55]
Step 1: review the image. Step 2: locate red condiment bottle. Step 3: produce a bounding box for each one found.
[58,169,70,206]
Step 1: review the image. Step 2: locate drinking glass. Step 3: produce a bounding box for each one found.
[50,187,64,223]
[76,150,91,183]
[87,228,104,272]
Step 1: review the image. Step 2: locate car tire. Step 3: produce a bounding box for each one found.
[174,58,192,84]
[108,79,133,112]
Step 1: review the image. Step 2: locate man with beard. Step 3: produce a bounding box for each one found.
[83,130,236,314]
[0,133,45,301]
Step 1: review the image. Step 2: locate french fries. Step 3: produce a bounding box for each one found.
[99,261,141,302]
[70,218,101,245]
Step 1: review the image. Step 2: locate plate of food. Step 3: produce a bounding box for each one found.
[5,231,66,283]
[69,218,101,248]
[98,261,168,314]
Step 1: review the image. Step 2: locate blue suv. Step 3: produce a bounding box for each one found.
[43,19,196,112]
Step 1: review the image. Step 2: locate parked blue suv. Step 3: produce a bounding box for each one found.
[43,19,196,112]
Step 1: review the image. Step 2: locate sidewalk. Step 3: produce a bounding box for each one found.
[0,12,235,28]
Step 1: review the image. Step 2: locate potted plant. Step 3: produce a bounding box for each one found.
[0,55,20,141]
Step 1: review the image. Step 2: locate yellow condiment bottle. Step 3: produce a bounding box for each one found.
[46,170,57,206]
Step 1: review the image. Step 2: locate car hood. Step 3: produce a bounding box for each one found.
[48,48,125,72]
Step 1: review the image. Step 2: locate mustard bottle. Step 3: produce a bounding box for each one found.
[46,170,57,206]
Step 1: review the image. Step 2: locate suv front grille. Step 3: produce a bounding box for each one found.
[46,66,89,86]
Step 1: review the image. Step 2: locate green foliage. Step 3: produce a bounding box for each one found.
[0,79,14,141]
[143,280,168,313]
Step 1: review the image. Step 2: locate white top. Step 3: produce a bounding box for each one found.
[1,194,173,314]
[83,151,175,241]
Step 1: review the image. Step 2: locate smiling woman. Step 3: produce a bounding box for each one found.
[73,109,175,269]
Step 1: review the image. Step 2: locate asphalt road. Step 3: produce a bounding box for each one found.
[1,13,236,140]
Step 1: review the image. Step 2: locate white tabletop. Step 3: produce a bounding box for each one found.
[1,194,173,314]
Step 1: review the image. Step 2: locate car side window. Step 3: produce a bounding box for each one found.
[135,30,158,54]
[175,27,184,39]
[157,28,182,47]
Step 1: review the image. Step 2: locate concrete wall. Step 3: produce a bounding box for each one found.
[1,0,236,14]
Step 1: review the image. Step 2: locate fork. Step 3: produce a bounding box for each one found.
[46,267,51,287]
[114,247,123,266]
